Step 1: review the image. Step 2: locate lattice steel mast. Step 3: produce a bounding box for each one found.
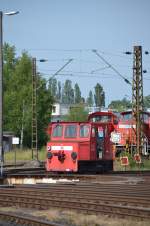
[132,46,144,155]
[32,57,38,160]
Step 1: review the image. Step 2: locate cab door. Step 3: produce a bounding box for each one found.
[96,126,105,159]
[90,126,97,160]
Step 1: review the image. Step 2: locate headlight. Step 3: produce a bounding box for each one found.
[47,152,53,159]
[71,152,77,160]
[47,146,51,151]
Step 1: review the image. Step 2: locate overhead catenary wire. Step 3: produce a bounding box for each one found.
[16,47,135,59]
[36,58,73,90]
[92,49,132,85]
[40,71,132,80]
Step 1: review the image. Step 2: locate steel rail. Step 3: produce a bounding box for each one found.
[0,210,64,226]
[0,189,149,208]
[0,195,149,221]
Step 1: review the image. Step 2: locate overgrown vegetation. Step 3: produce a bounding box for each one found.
[1,207,149,226]
[4,148,46,163]
[4,43,53,148]
[114,153,150,171]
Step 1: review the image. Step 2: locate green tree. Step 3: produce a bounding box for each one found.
[37,75,54,148]
[62,80,74,104]
[108,98,132,112]
[94,83,105,107]
[3,43,16,91]
[87,90,94,106]
[74,83,82,104]
[48,78,57,100]
[64,104,88,122]
[56,81,61,101]
[144,95,150,108]
[4,51,33,147]
[3,44,54,148]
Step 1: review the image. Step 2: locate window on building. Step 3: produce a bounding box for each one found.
[52,106,56,114]
[65,125,77,138]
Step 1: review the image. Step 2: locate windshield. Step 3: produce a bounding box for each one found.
[122,113,132,120]
[52,125,63,137]
[65,125,77,138]
[91,115,111,123]
[80,125,90,137]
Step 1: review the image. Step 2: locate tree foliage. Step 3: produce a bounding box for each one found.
[144,95,150,109]
[64,104,88,122]
[86,90,94,106]
[74,83,82,104]
[48,78,57,100]
[3,43,53,148]
[108,98,132,112]
[62,80,74,104]
[94,83,105,107]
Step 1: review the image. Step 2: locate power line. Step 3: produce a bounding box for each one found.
[37,59,73,90]
[16,47,136,58]
[40,72,132,80]
[92,49,132,85]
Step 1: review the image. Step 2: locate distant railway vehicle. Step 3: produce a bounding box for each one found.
[88,110,150,156]
[46,120,115,173]
[114,111,150,155]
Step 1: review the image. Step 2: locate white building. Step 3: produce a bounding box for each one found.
[51,103,70,121]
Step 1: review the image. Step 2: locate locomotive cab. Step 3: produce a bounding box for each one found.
[46,121,114,173]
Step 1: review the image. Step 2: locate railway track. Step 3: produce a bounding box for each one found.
[3,167,150,177]
[0,182,149,221]
[0,211,64,226]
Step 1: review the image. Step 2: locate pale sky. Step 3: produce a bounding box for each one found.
[1,0,150,106]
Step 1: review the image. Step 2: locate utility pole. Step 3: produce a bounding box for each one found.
[0,11,19,176]
[0,12,3,176]
[132,46,144,155]
[20,100,25,150]
[32,58,38,160]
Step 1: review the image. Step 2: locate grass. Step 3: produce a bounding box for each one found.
[4,148,150,170]
[4,147,46,163]
[114,156,150,171]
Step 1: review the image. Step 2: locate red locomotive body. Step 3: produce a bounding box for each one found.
[46,121,114,173]
[88,111,118,126]
[115,111,150,155]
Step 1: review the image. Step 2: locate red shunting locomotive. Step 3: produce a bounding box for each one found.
[46,120,115,173]
[115,111,150,155]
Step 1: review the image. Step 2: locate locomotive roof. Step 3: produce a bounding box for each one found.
[121,110,150,116]
[88,111,117,118]
[50,121,89,125]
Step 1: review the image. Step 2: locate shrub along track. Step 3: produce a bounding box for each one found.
[0,180,150,222]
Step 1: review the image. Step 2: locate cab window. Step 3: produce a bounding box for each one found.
[91,115,111,123]
[123,113,132,120]
[52,125,63,137]
[65,125,77,138]
[80,125,89,137]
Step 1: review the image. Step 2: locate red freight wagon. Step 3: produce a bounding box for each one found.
[46,121,114,173]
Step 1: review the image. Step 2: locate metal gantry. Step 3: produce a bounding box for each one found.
[32,58,38,160]
[132,46,144,155]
